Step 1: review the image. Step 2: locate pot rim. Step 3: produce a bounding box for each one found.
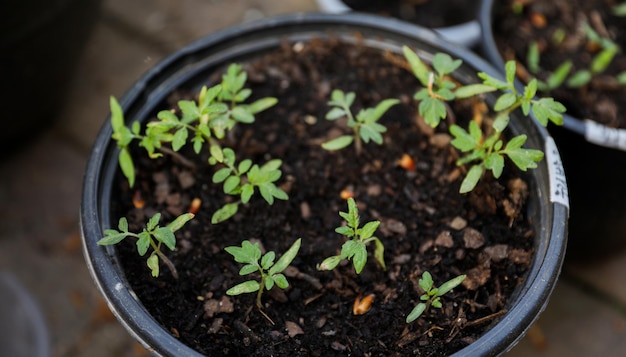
[478,0,626,152]
[314,0,482,47]
[81,12,568,357]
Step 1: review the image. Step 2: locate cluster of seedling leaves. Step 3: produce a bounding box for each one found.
[406,271,467,323]
[317,198,386,274]
[97,213,194,279]
[109,63,287,224]
[402,46,565,193]
[527,23,626,91]
[101,50,564,323]
[321,89,399,155]
[225,238,302,310]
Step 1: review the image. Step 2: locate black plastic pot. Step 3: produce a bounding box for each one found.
[315,0,482,47]
[80,12,568,356]
[479,0,626,263]
[0,0,101,156]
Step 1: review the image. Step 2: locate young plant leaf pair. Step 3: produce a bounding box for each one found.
[317,197,386,274]
[406,271,466,323]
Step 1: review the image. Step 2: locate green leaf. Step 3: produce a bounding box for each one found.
[273,273,289,289]
[478,72,509,90]
[178,100,200,121]
[118,217,129,232]
[238,159,252,174]
[494,92,517,111]
[97,232,129,246]
[231,106,255,123]
[485,153,504,179]
[226,281,260,295]
[317,255,342,271]
[359,221,380,240]
[567,70,592,88]
[505,60,517,86]
[147,254,160,277]
[269,238,301,275]
[341,239,360,259]
[172,127,188,152]
[419,272,434,292]
[419,97,447,127]
[265,277,275,291]
[359,123,385,144]
[109,96,125,133]
[225,240,261,264]
[506,147,544,171]
[546,60,572,89]
[531,98,566,126]
[454,84,497,98]
[353,244,368,274]
[402,46,430,86]
[321,135,353,151]
[211,203,239,224]
[492,112,510,133]
[239,264,258,276]
[153,227,176,251]
[527,41,540,73]
[449,124,477,152]
[433,53,462,76]
[346,198,359,227]
[335,226,354,237]
[213,167,232,183]
[460,165,484,193]
[368,98,400,122]
[248,97,277,114]
[240,184,254,204]
[223,175,241,194]
[147,213,161,231]
[591,47,617,74]
[260,159,283,173]
[136,232,151,256]
[261,251,275,270]
[118,148,135,187]
[326,107,347,120]
[258,184,275,205]
[406,303,427,323]
[373,237,386,270]
[437,274,466,296]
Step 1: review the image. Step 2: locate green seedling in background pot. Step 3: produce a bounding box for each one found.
[109,63,286,223]
[406,271,466,323]
[403,46,565,193]
[225,238,301,322]
[317,197,385,274]
[97,213,194,279]
[321,89,399,155]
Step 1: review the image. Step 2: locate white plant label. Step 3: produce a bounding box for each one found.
[584,119,626,151]
[546,137,569,209]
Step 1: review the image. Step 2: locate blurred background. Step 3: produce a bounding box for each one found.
[0,0,624,356]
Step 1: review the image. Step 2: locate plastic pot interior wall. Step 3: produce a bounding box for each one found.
[81,12,568,357]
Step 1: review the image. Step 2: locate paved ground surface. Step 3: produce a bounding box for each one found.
[1,1,625,356]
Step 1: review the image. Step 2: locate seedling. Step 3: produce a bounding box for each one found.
[109,63,287,223]
[97,213,194,279]
[403,46,565,193]
[527,23,626,90]
[406,271,466,323]
[225,239,301,313]
[317,197,385,274]
[321,89,399,155]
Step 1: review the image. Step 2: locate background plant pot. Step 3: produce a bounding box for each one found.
[0,272,50,357]
[81,12,568,356]
[479,0,626,263]
[314,0,482,47]
[0,0,101,156]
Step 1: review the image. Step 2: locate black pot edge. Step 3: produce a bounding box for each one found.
[478,0,626,152]
[80,12,569,357]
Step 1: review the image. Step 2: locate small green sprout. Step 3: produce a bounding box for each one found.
[317,197,385,274]
[210,148,288,224]
[97,213,194,279]
[109,63,285,223]
[406,271,466,323]
[527,24,626,90]
[225,238,301,310]
[321,89,399,155]
[403,46,565,193]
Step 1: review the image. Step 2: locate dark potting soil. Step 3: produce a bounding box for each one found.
[341,0,478,28]
[113,38,535,356]
[491,0,626,128]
